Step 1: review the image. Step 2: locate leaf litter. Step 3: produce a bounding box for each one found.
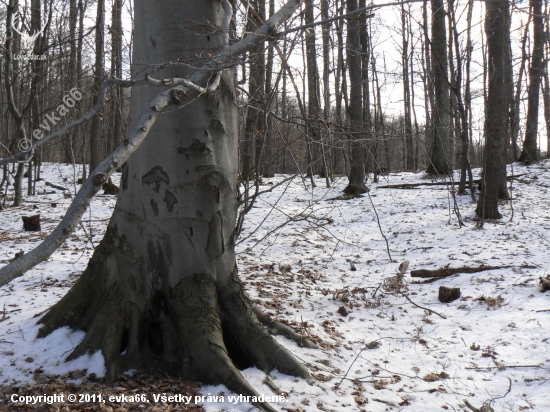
[1,161,550,411]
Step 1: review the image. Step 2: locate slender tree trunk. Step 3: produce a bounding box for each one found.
[510,13,532,161]
[242,1,265,181]
[476,0,511,219]
[320,0,332,184]
[359,0,372,176]
[542,0,550,158]
[89,0,105,171]
[421,0,432,168]
[426,0,451,175]
[519,0,544,162]
[544,73,550,158]
[344,0,367,194]
[449,0,473,194]
[305,0,320,178]
[263,0,276,178]
[510,16,531,161]
[401,5,414,171]
[111,0,124,150]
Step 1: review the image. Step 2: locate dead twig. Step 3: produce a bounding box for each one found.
[400,292,447,319]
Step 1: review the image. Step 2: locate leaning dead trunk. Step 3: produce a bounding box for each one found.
[37,1,310,410]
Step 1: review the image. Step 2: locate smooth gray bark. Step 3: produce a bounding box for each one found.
[9,2,312,410]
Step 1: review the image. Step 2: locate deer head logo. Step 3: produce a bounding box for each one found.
[11,11,47,51]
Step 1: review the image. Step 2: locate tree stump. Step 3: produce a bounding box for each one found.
[102,179,119,195]
[540,276,550,292]
[438,286,461,303]
[22,214,41,231]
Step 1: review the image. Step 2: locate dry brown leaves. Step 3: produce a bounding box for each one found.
[0,371,201,411]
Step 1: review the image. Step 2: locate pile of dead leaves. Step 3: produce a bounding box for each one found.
[0,371,201,411]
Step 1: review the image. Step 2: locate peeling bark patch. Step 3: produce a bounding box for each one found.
[199,171,225,203]
[205,211,225,258]
[210,119,224,135]
[121,163,129,191]
[150,199,159,216]
[142,166,169,192]
[196,210,204,217]
[164,190,178,212]
[177,139,211,159]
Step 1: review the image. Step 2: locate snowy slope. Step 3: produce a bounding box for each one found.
[1,161,549,412]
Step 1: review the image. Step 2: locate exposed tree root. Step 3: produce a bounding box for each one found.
[252,306,317,349]
[37,235,312,412]
[343,184,367,195]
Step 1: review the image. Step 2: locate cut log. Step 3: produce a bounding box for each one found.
[540,275,550,292]
[439,286,461,303]
[377,174,526,189]
[45,181,68,191]
[22,215,41,231]
[411,265,512,279]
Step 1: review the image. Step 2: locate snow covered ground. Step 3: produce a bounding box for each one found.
[1,161,549,411]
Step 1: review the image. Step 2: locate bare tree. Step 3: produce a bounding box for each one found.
[477,0,511,219]
[426,0,451,175]
[89,0,105,171]
[344,0,366,194]
[519,0,545,162]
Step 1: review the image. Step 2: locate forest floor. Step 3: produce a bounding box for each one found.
[0,160,549,411]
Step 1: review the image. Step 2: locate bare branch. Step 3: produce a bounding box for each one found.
[222,0,233,49]
[0,0,306,287]
[0,88,176,288]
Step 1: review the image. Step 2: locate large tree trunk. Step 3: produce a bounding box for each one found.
[426,0,451,175]
[38,0,310,410]
[518,0,544,163]
[476,0,511,219]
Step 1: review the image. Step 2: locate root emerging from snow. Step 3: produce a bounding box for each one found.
[37,233,312,412]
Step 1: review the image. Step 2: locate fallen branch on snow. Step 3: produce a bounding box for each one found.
[45,181,68,191]
[410,264,537,279]
[376,174,526,189]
